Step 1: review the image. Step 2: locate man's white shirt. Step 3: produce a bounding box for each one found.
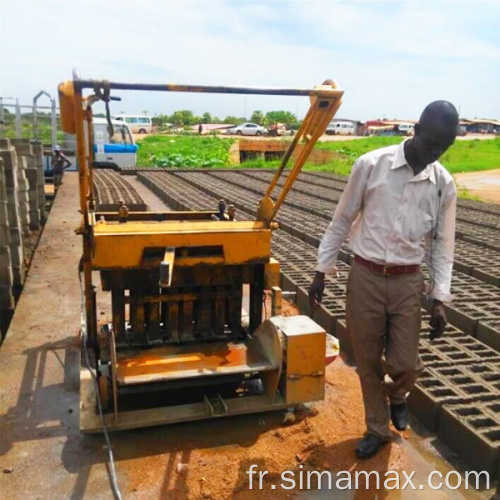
[317,140,457,302]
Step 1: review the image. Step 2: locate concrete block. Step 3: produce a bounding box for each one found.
[408,374,468,432]
[439,403,500,478]
[477,321,500,353]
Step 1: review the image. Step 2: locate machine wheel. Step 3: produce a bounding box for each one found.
[98,375,112,412]
[256,131,262,136]
[236,130,242,136]
[138,128,146,134]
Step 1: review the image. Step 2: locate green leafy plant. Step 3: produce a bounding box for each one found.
[137,136,235,168]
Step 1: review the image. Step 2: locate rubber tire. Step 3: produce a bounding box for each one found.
[256,131,262,136]
[138,129,146,134]
[236,130,242,136]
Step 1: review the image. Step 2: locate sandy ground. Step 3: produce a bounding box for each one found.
[0,173,493,500]
[454,169,500,205]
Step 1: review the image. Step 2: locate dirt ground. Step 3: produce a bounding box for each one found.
[454,169,500,205]
[0,173,493,500]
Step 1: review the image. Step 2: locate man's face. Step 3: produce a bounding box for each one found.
[413,122,457,166]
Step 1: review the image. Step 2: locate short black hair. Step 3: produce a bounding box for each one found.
[420,100,459,129]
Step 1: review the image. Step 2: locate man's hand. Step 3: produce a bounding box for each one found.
[308,271,325,311]
[430,299,447,341]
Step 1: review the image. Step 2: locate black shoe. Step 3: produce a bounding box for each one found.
[356,434,389,459]
[390,402,408,431]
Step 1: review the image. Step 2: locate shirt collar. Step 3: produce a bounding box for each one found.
[391,139,437,185]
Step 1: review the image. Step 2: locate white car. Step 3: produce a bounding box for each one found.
[226,122,267,136]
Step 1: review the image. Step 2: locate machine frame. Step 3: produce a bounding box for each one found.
[58,74,343,432]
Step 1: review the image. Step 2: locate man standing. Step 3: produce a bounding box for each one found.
[309,101,458,459]
[51,145,72,187]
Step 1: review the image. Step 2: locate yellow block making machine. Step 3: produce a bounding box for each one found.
[58,73,343,432]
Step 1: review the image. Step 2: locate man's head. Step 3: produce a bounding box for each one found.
[413,100,459,165]
[53,145,61,155]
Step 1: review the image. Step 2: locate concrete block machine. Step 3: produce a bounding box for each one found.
[58,74,343,431]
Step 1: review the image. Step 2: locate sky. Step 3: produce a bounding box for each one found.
[1,0,499,121]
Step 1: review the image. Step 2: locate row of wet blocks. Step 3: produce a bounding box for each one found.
[93,170,147,212]
[0,138,46,326]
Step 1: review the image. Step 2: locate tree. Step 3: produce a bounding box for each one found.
[170,110,195,127]
[171,111,185,127]
[223,116,245,125]
[152,114,170,127]
[201,112,212,124]
[265,110,298,127]
[250,110,265,125]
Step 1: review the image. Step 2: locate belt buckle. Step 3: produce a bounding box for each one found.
[383,265,391,275]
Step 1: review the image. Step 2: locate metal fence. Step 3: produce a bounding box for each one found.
[0,92,59,147]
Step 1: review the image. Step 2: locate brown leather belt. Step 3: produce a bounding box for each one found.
[354,255,419,276]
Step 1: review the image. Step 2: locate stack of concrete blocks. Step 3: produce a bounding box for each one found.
[9,139,31,236]
[31,140,46,222]
[0,139,25,288]
[0,158,15,313]
[12,139,40,230]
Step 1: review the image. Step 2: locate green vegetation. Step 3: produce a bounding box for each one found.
[1,110,64,144]
[250,110,300,128]
[440,138,500,173]
[137,135,234,168]
[136,135,500,179]
[316,137,500,174]
[455,185,482,201]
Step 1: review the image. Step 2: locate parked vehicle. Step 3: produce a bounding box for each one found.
[325,121,355,135]
[93,118,138,169]
[113,114,152,134]
[366,125,398,136]
[61,118,138,170]
[225,122,267,136]
[397,123,415,136]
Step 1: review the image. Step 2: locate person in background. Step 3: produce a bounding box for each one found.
[309,101,459,459]
[51,145,72,187]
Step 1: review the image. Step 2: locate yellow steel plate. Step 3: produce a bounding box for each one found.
[115,341,277,385]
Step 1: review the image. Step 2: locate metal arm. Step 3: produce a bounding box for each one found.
[257,80,343,224]
[59,76,343,229]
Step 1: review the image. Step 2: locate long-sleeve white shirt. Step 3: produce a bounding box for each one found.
[317,140,457,303]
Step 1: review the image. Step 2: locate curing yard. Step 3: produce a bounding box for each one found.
[1,136,500,499]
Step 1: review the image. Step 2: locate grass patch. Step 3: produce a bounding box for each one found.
[315,136,402,160]
[137,135,234,168]
[440,138,500,173]
[455,185,483,201]
[315,137,500,174]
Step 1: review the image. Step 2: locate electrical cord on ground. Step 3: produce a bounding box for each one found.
[78,268,123,500]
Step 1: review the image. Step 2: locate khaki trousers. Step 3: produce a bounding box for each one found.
[346,260,424,441]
